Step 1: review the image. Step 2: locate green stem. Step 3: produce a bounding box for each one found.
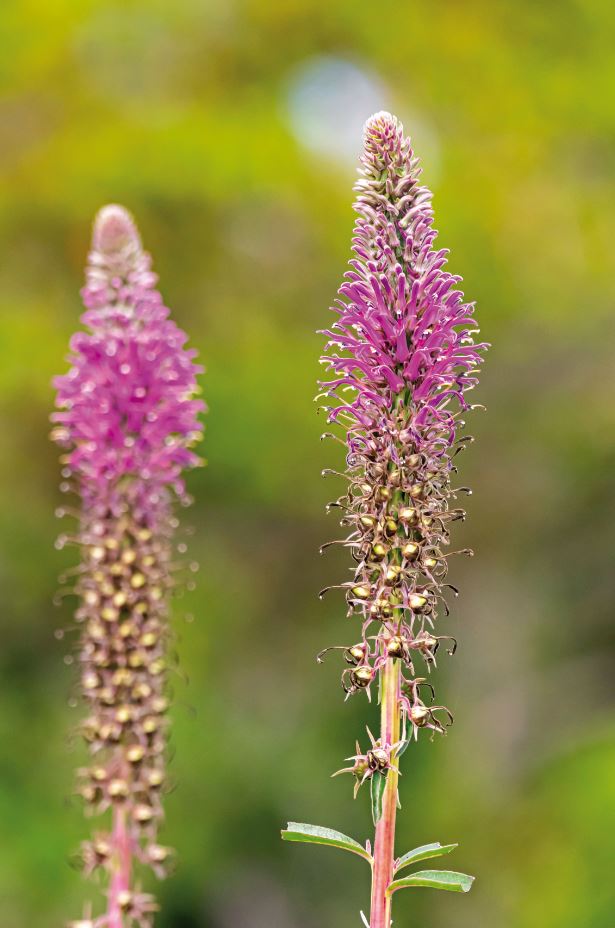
[369,657,401,928]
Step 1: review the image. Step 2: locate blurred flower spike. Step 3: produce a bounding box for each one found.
[283,112,485,927]
[52,205,205,928]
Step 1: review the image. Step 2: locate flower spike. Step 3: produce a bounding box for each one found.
[283,112,484,927]
[53,205,205,928]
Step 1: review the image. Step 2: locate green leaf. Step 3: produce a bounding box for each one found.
[370,770,387,825]
[281,823,372,864]
[387,869,475,896]
[394,842,458,874]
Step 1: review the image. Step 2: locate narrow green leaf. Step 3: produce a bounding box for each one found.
[281,822,372,864]
[387,869,475,896]
[370,770,387,825]
[394,842,458,874]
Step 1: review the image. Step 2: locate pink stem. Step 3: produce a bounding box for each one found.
[107,805,132,928]
[369,657,401,928]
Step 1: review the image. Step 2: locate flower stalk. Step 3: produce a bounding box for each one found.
[108,807,132,928]
[369,658,400,928]
[53,205,204,928]
[283,112,485,924]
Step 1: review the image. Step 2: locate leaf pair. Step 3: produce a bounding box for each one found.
[281,823,474,894]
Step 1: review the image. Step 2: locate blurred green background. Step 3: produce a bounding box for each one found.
[1,1,614,926]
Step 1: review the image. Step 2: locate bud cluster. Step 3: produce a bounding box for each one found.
[318,113,485,784]
[53,206,204,927]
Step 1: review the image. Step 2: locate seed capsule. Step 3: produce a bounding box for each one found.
[407,454,421,469]
[115,705,133,724]
[370,597,393,618]
[98,722,121,743]
[376,487,391,501]
[389,468,401,487]
[352,666,373,687]
[112,668,133,687]
[402,542,419,560]
[351,585,370,600]
[345,643,367,665]
[410,705,430,726]
[126,745,145,764]
[93,838,111,858]
[386,636,405,658]
[371,542,387,561]
[384,519,398,536]
[99,686,115,705]
[119,621,137,639]
[130,573,146,589]
[353,756,369,777]
[409,484,425,499]
[146,769,164,788]
[133,682,152,700]
[117,890,132,910]
[80,785,97,803]
[142,717,158,735]
[108,778,129,800]
[147,844,169,863]
[368,748,389,769]
[385,565,401,583]
[87,620,105,639]
[409,592,428,612]
[82,671,99,691]
[134,803,154,823]
[399,506,417,525]
[423,555,438,570]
